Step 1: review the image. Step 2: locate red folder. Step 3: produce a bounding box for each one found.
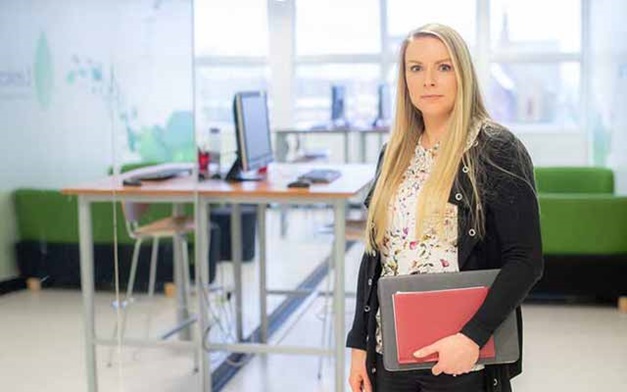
[392,286,496,364]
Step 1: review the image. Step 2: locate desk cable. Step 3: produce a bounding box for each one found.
[199,263,251,368]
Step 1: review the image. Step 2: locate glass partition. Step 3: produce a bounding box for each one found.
[0,0,200,390]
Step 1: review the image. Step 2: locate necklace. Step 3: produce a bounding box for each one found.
[419,133,440,150]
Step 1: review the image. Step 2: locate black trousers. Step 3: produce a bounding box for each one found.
[375,354,486,392]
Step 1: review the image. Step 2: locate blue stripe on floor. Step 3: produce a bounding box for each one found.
[211,241,356,391]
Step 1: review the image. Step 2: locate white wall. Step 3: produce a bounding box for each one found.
[516,132,588,166]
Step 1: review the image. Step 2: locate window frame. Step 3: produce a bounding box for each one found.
[194,0,590,135]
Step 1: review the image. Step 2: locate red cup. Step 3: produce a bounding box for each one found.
[198,148,210,173]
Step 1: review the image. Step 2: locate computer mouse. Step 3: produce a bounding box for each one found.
[123,177,142,186]
[287,179,311,188]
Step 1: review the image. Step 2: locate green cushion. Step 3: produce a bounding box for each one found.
[12,189,190,245]
[539,194,627,255]
[14,190,133,244]
[14,190,79,243]
[534,167,614,194]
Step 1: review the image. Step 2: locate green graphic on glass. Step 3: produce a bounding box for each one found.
[34,32,53,109]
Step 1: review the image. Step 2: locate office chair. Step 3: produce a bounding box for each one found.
[107,201,196,366]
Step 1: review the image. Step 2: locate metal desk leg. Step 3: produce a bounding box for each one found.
[78,196,97,392]
[173,204,191,341]
[333,200,347,392]
[279,204,288,238]
[196,200,211,390]
[343,131,350,163]
[277,132,291,237]
[231,204,244,341]
[258,204,268,342]
[278,132,297,237]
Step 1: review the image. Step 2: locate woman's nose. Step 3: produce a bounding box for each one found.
[423,68,436,87]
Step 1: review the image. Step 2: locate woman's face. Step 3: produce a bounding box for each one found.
[404,36,458,121]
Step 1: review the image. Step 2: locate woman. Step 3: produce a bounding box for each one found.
[347,24,543,392]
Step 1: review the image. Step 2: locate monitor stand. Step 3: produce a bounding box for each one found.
[225,157,266,182]
[372,116,390,128]
[332,118,350,129]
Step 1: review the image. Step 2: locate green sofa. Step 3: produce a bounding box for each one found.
[13,160,263,290]
[13,189,220,290]
[533,167,627,298]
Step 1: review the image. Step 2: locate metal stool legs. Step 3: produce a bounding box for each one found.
[178,237,200,372]
[107,237,144,366]
[147,237,160,298]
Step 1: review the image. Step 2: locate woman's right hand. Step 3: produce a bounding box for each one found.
[348,348,372,392]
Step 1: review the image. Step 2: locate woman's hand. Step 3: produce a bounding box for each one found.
[412,333,480,376]
[348,348,372,392]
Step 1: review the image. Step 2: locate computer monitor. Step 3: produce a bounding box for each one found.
[373,83,391,128]
[331,85,348,127]
[225,91,274,181]
[378,84,391,121]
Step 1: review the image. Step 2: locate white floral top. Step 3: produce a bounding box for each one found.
[374,123,484,373]
[374,139,460,354]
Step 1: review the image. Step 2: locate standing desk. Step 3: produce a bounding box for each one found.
[274,126,389,163]
[274,127,387,237]
[62,162,375,392]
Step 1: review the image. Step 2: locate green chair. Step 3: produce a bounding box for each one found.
[533,167,627,302]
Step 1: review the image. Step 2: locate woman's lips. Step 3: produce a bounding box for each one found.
[420,95,443,100]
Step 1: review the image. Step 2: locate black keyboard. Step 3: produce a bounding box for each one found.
[134,168,192,181]
[298,169,342,184]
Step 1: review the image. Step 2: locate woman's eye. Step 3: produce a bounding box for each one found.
[439,64,453,72]
[409,65,422,72]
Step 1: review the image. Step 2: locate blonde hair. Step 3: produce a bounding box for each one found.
[365,23,489,254]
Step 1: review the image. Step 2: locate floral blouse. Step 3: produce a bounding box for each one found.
[374,140,460,354]
[374,123,484,364]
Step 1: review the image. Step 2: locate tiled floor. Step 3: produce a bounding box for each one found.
[1,208,626,391]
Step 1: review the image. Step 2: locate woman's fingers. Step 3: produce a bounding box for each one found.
[362,373,373,392]
[349,377,360,392]
[431,363,444,376]
[413,341,439,359]
[349,372,372,392]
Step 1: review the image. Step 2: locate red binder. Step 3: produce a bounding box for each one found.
[392,286,496,364]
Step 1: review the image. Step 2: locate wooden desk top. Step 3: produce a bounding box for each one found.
[62,163,375,200]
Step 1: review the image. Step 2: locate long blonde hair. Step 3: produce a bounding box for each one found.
[365,23,489,254]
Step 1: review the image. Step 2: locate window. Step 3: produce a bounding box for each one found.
[490,0,581,54]
[194,0,270,136]
[487,62,580,126]
[194,0,269,57]
[487,0,582,128]
[294,63,380,126]
[195,0,588,134]
[294,0,381,127]
[195,66,269,133]
[295,0,380,56]
[387,0,476,53]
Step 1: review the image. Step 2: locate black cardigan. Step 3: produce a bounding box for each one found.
[346,122,544,392]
